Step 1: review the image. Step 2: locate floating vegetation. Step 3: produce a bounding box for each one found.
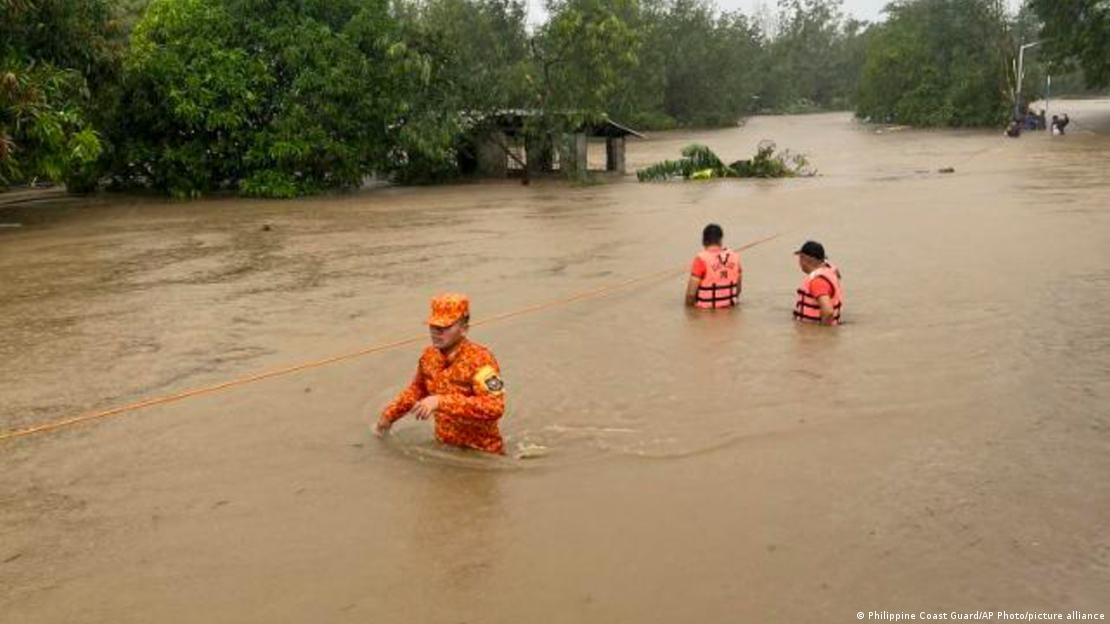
[636,141,815,182]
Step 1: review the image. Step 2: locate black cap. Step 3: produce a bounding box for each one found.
[795,240,826,260]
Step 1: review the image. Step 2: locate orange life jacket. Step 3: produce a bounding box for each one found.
[794,262,842,324]
[695,247,741,309]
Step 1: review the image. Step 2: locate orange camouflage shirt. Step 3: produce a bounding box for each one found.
[381,339,506,454]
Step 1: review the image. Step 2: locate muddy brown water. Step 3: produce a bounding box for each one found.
[1,103,1108,622]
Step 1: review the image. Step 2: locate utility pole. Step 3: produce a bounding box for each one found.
[1014,41,1042,120]
[1044,74,1052,130]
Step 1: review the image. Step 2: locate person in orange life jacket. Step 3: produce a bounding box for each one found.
[374,293,506,454]
[793,240,843,326]
[685,223,742,308]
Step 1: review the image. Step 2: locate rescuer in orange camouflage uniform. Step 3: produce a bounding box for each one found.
[375,293,506,454]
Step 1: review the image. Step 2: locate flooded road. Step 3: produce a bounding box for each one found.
[2,102,1108,622]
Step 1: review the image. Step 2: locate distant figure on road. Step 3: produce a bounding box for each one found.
[1051,114,1070,136]
[1024,109,1046,131]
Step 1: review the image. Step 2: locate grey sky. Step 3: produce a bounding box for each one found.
[724,0,1023,22]
[526,0,1022,26]
[730,0,894,22]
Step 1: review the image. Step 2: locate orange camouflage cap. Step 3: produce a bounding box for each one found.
[427,292,470,328]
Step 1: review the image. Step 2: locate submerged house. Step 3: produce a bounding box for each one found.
[459,110,644,178]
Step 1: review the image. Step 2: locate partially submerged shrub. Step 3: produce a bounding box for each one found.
[636,141,814,181]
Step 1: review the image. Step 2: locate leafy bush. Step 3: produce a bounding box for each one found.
[1,0,118,189]
[636,141,814,181]
[112,0,454,198]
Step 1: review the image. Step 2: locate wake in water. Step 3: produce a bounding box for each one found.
[378,419,748,467]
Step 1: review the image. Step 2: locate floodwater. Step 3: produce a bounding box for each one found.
[1,102,1108,623]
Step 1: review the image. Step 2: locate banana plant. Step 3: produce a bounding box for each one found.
[636,141,814,181]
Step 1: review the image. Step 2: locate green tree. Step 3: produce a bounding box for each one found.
[392,0,531,181]
[533,0,641,117]
[759,0,869,112]
[112,0,153,33]
[656,0,726,123]
[706,11,765,122]
[401,0,530,113]
[600,0,668,127]
[600,0,765,128]
[650,0,763,125]
[113,0,451,197]
[765,0,844,110]
[516,0,640,176]
[1027,0,1110,89]
[1,0,118,189]
[857,0,1011,127]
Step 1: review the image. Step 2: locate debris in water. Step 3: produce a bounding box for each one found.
[261,224,272,231]
[637,141,815,182]
[514,443,549,459]
[938,167,955,174]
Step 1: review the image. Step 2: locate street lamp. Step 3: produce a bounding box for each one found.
[1014,41,1042,120]
[1045,74,1052,129]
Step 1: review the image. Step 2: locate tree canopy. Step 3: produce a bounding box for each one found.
[109,0,454,197]
[6,0,1096,195]
[1,0,120,189]
[1028,0,1110,89]
[856,0,1011,127]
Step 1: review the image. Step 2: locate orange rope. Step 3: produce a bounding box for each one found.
[0,234,779,442]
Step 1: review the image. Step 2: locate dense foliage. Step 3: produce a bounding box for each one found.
[856,0,1012,127]
[107,0,457,197]
[3,0,1104,195]
[0,0,120,189]
[762,0,871,112]
[0,0,870,194]
[1028,0,1110,89]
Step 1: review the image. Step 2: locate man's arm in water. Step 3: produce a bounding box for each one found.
[377,365,428,432]
[685,275,701,307]
[817,294,836,325]
[686,255,707,307]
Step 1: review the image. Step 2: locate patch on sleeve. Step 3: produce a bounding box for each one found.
[474,365,504,396]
